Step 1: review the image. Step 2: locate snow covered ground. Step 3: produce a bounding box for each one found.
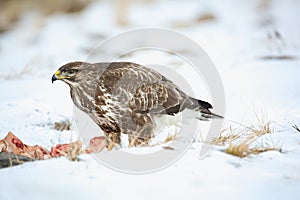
[0,0,300,199]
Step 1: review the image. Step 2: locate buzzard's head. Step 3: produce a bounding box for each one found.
[52,62,86,85]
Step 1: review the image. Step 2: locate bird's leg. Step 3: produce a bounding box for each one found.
[128,135,137,148]
[105,132,121,151]
[128,137,149,147]
[128,116,155,147]
[128,132,153,147]
[107,141,115,151]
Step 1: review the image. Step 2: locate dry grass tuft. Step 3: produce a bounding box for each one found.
[250,113,272,136]
[225,138,281,158]
[164,133,178,143]
[1,65,33,80]
[225,134,281,158]
[54,119,72,131]
[250,146,281,154]
[225,135,256,158]
[214,113,281,158]
[212,127,245,146]
[149,132,179,149]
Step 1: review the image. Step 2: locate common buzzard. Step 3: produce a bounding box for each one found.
[52,62,221,149]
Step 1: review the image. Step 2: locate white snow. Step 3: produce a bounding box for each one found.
[0,0,300,199]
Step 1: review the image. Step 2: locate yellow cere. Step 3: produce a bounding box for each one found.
[55,70,61,76]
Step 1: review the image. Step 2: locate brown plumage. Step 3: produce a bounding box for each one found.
[52,62,221,149]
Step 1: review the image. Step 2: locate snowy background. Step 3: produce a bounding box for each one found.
[0,0,300,199]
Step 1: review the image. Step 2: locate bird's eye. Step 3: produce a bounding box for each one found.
[69,69,76,74]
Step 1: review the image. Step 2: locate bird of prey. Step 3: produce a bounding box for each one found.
[52,62,222,149]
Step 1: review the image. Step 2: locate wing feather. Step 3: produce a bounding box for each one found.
[97,62,190,115]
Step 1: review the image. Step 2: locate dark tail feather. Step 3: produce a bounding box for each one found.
[190,97,223,120]
[207,112,224,119]
[197,99,213,109]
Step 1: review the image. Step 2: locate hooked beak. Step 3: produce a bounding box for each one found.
[51,70,60,83]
